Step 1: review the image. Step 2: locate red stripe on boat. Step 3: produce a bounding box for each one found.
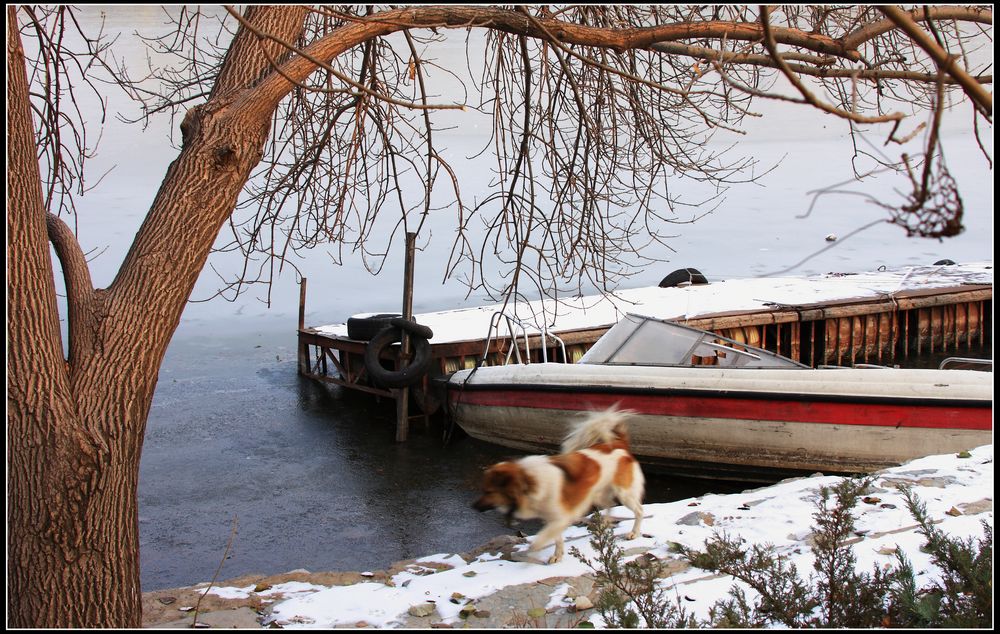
[451,390,991,431]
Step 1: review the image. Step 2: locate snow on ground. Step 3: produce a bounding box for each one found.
[202,444,993,628]
[314,262,993,345]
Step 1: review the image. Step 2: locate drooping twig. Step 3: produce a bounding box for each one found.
[192,515,239,628]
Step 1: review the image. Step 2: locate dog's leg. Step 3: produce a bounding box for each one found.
[616,489,644,540]
[527,522,571,564]
[549,535,565,564]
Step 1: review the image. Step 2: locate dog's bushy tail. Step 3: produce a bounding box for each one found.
[561,406,632,453]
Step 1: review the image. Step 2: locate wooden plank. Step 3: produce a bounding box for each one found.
[302,371,394,397]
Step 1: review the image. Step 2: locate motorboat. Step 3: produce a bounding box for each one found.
[445,314,992,481]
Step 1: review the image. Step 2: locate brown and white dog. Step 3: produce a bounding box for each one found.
[473,407,645,564]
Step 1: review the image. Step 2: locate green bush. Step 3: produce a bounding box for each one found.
[571,514,697,628]
[574,477,992,628]
[888,488,992,627]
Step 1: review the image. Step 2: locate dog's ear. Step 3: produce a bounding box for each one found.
[483,463,511,487]
[488,470,511,488]
[508,468,535,497]
[485,463,530,494]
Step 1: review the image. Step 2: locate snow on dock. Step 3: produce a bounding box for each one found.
[313,262,992,345]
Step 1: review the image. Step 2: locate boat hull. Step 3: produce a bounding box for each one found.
[447,364,992,481]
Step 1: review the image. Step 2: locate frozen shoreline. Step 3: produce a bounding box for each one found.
[143,444,994,629]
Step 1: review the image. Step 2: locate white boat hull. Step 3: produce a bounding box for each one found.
[447,364,992,480]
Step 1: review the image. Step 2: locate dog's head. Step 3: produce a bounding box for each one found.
[472,461,534,518]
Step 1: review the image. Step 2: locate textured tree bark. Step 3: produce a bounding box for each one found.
[8,6,121,626]
[6,6,307,627]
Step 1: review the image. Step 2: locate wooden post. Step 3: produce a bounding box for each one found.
[396,233,417,442]
[298,277,309,375]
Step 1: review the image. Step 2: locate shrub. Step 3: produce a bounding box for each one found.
[888,488,992,627]
[574,477,993,629]
[570,514,697,628]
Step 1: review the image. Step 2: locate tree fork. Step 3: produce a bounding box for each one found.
[8,5,126,626]
[7,5,309,627]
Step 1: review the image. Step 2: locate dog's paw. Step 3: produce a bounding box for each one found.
[546,554,563,564]
[509,551,547,565]
[624,531,638,540]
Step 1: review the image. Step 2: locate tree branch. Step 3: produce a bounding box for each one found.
[46,212,99,365]
[878,5,992,117]
[223,5,466,112]
[651,40,991,85]
[843,5,992,52]
[758,6,906,126]
[245,6,866,113]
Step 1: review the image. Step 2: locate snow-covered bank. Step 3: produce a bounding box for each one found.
[191,444,993,628]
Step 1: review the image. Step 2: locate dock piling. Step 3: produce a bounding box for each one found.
[396,232,418,442]
[298,277,309,375]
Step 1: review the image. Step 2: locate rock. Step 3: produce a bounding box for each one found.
[148,607,264,629]
[959,498,993,515]
[881,473,958,489]
[677,511,702,526]
[574,596,594,611]
[408,602,438,618]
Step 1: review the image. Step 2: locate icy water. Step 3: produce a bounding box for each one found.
[38,7,992,591]
[139,325,751,590]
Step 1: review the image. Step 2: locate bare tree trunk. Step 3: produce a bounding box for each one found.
[6,6,307,627]
[8,6,130,626]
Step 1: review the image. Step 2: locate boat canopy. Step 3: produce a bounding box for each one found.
[578,313,807,369]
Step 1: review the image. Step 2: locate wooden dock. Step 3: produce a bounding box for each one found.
[298,262,992,438]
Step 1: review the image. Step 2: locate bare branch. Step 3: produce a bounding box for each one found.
[759,6,906,127]
[45,212,100,368]
[20,5,993,310]
[844,5,992,51]
[878,5,992,116]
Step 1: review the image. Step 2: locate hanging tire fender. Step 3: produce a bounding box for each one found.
[389,316,434,341]
[363,322,433,388]
[658,267,708,288]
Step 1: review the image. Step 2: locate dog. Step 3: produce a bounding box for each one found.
[472,407,645,564]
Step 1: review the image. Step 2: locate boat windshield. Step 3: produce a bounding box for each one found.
[578,314,807,369]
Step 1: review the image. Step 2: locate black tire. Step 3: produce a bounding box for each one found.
[933,259,956,266]
[658,267,708,288]
[363,326,433,388]
[347,313,402,341]
[390,316,434,341]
